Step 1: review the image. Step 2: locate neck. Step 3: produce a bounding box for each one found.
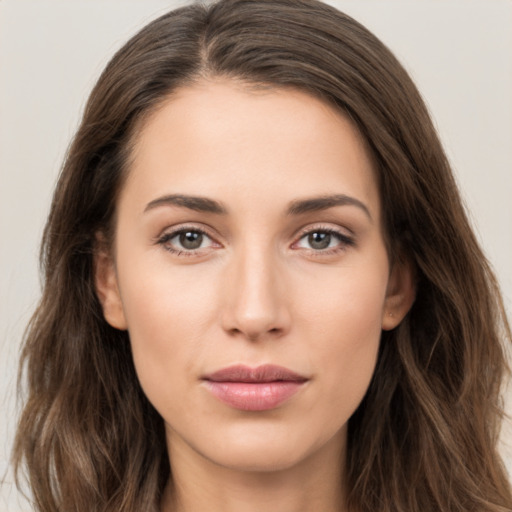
[160,430,348,512]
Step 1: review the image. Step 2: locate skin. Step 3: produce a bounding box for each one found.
[95,79,414,512]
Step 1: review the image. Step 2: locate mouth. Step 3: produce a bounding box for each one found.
[202,364,309,411]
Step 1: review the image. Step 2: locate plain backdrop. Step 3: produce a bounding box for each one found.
[1,1,511,510]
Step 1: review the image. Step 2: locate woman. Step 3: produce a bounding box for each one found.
[13,0,512,511]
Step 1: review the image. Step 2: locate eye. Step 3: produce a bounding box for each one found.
[157,227,218,254]
[294,228,354,252]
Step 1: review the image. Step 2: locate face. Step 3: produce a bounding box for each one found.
[96,80,413,474]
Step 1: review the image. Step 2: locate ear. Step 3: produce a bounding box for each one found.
[94,236,128,330]
[381,257,416,331]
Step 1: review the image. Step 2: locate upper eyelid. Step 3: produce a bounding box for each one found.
[158,223,218,240]
[295,229,353,244]
[294,222,354,239]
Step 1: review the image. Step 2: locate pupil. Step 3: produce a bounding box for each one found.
[308,232,330,250]
[179,231,203,250]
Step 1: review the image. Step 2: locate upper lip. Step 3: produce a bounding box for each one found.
[203,364,308,383]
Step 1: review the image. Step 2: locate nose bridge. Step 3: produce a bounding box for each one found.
[222,237,289,339]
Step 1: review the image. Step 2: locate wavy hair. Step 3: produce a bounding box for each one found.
[13,0,512,510]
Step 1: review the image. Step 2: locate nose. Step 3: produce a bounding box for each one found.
[220,245,291,341]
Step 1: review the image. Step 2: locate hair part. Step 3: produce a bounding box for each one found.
[13,1,512,511]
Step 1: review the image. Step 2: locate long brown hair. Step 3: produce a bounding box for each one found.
[13,1,512,510]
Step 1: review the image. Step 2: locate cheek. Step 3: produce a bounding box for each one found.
[297,261,388,412]
[299,258,388,342]
[116,257,221,394]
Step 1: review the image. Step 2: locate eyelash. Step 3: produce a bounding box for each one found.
[155,225,355,257]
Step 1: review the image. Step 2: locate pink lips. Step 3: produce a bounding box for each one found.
[202,364,308,411]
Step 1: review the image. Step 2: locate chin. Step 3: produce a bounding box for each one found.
[208,444,307,473]
[171,418,347,474]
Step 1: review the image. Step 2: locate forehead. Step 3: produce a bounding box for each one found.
[124,79,380,219]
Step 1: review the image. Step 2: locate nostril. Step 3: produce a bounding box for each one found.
[226,326,283,342]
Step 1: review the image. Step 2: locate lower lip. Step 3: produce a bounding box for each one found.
[204,380,305,411]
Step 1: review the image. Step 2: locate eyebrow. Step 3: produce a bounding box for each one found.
[286,194,372,220]
[144,194,227,214]
[144,192,371,220]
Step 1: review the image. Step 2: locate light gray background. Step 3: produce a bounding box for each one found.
[1,1,511,510]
